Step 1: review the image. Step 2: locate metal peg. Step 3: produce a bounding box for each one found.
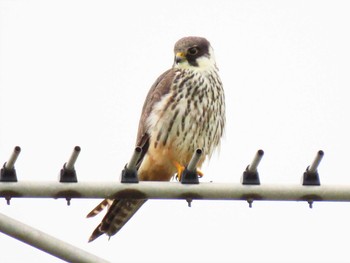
[187,148,203,173]
[65,146,81,171]
[126,146,142,171]
[121,147,142,183]
[302,150,324,186]
[5,146,21,170]
[308,150,324,174]
[248,149,264,173]
[181,149,203,184]
[0,146,21,182]
[241,149,264,185]
[59,146,80,183]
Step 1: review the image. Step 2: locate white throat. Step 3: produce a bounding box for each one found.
[174,46,218,72]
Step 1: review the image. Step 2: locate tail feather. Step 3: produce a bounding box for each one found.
[88,199,147,242]
[86,199,113,218]
[88,223,104,243]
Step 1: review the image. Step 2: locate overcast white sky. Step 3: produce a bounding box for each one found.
[1,0,350,262]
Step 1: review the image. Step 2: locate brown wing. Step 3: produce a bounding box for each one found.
[87,69,176,242]
[135,68,176,168]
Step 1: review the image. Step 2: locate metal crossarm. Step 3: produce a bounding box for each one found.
[0,147,339,262]
[2,181,350,203]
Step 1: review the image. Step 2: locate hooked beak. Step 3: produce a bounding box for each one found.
[175,52,186,64]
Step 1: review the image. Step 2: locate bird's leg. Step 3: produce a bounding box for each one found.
[174,161,204,181]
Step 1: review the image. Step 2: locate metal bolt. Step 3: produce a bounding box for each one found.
[247,199,253,208]
[308,200,313,209]
[186,198,192,207]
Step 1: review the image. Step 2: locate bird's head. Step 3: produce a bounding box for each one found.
[173,36,217,70]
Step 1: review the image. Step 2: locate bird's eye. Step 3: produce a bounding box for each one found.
[188,47,199,55]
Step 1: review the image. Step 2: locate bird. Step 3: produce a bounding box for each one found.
[87,36,226,242]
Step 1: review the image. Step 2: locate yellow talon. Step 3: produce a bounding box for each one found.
[174,161,185,181]
[197,169,204,178]
[173,161,204,181]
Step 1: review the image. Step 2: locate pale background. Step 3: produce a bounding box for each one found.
[1,1,350,262]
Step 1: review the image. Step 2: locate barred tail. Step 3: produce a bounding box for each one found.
[88,199,147,242]
[88,223,104,242]
[86,199,113,218]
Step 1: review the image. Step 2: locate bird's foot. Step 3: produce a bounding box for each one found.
[174,161,185,181]
[197,169,204,178]
[174,161,203,181]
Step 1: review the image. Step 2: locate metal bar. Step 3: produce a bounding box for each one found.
[2,181,350,202]
[187,148,203,172]
[247,149,264,173]
[65,146,81,171]
[126,146,142,170]
[0,212,109,263]
[4,146,21,170]
[308,150,324,173]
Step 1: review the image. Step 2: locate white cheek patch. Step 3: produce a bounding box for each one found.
[196,56,215,70]
[175,47,217,72]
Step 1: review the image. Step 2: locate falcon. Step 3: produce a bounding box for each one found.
[87,36,225,242]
